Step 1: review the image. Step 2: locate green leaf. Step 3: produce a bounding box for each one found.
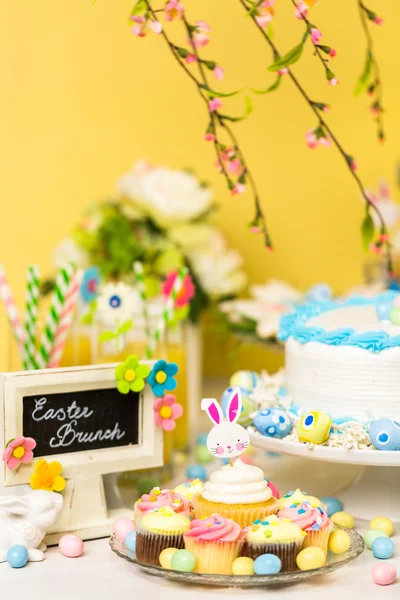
[176,47,189,59]
[252,75,281,95]
[99,330,117,342]
[316,45,332,55]
[219,96,253,123]
[130,0,146,17]
[268,42,304,72]
[354,54,372,96]
[361,212,375,252]
[199,84,243,98]
[118,320,133,335]
[81,311,93,326]
[246,0,264,16]
[203,60,217,71]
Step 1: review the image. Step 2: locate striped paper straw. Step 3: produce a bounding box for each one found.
[0,265,24,349]
[36,263,76,369]
[22,265,40,370]
[133,261,152,359]
[146,266,188,359]
[47,268,83,369]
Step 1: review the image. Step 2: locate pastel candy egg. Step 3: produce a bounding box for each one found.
[365,529,389,550]
[393,294,400,307]
[296,411,332,444]
[194,445,214,464]
[232,557,255,575]
[371,562,397,586]
[221,386,257,426]
[320,496,343,517]
[331,511,354,529]
[113,517,135,540]
[125,531,137,552]
[253,408,292,439]
[376,302,392,321]
[369,516,394,537]
[186,464,207,481]
[328,529,350,554]
[296,546,325,570]
[229,371,260,390]
[372,537,394,560]
[7,545,28,568]
[171,549,197,572]
[159,547,178,569]
[369,419,400,451]
[389,306,400,325]
[59,534,84,558]
[306,283,332,303]
[254,553,282,575]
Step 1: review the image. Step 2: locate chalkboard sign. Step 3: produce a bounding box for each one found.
[22,387,140,457]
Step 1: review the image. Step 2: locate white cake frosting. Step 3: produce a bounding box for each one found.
[201,458,272,504]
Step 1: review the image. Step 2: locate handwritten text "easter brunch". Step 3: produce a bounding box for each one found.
[31,397,126,449]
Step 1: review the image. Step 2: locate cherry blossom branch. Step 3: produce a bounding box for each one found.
[240,0,392,271]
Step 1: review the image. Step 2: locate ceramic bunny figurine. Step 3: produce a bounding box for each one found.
[0,490,63,562]
[201,387,249,459]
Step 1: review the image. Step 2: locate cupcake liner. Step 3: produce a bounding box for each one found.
[192,496,279,528]
[184,538,244,575]
[303,524,333,556]
[136,531,185,566]
[241,539,304,572]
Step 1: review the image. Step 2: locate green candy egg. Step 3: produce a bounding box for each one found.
[237,395,258,426]
[171,549,197,572]
[389,306,400,325]
[364,529,389,550]
[194,445,214,464]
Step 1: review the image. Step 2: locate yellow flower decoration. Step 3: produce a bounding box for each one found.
[30,458,66,492]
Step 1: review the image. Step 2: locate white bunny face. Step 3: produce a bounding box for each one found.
[201,388,249,459]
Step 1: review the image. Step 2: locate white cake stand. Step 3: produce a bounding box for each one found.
[249,432,400,522]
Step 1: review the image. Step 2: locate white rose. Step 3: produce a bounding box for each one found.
[117,162,213,228]
[53,239,89,269]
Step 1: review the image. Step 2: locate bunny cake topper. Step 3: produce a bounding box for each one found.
[201,387,249,464]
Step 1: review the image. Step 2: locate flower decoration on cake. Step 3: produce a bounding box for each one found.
[80,266,100,303]
[30,459,66,492]
[153,394,183,431]
[115,354,151,394]
[97,281,135,325]
[148,360,178,396]
[2,436,36,470]
[162,271,195,308]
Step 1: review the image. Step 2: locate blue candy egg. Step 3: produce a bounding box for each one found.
[253,408,292,439]
[306,283,332,303]
[229,371,260,390]
[7,545,28,568]
[254,553,282,575]
[372,536,394,560]
[320,496,343,517]
[125,531,137,552]
[186,464,207,481]
[375,302,393,321]
[221,386,257,426]
[369,418,400,451]
[196,433,208,446]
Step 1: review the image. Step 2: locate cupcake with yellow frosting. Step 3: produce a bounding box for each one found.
[135,506,191,566]
[173,479,204,501]
[278,501,333,556]
[192,459,279,527]
[184,514,246,574]
[241,515,306,572]
[134,487,193,522]
[278,489,322,510]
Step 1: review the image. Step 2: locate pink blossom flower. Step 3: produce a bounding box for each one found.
[329,77,339,86]
[373,16,383,25]
[204,133,216,142]
[294,0,308,19]
[329,48,337,58]
[350,159,358,171]
[3,437,36,470]
[162,271,195,308]
[153,394,183,431]
[250,226,261,234]
[231,183,246,195]
[227,158,242,175]
[322,105,330,113]
[131,16,162,36]
[311,28,322,44]
[164,0,184,22]
[213,65,224,80]
[185,53,196,64]
[255,0,275,28]
[305,129,330,149]
[278,68,288,75]
[192,21,211,49]
[149,21,163,34]
[209,97,222,112]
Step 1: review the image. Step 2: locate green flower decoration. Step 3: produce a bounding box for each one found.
[115,355,150,394]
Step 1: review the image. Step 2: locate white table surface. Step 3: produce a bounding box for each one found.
[2,522,399,600]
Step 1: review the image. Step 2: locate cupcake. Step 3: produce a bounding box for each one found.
[135,506,191,566]
[278,502,333,556]
[192,459,279,527]
[173,479,204,501]
[278,489,322,510]
[184,514,246,574]
[134,486,193,522]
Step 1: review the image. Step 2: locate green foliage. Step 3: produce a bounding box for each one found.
[252,76,281,95]
[203,60,217,71]
[130,0,147,17]
[118,320,133,334]
[361,212,375,252]
[176,47,189,59]
[200,84,242,98]
[99,330,117,342]
[268,37,306,72]
[220,96,253,122]
[354,53,372,96]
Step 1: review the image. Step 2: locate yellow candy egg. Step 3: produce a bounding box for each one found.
[331,511,354,529]
[369,516,394,537]
[296,547,326,571]
[296,411,332,445]
[232,557,255,575]
[159,547,178,569]
[328,529,351,554]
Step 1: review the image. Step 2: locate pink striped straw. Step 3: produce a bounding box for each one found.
[0,265,24,349]
[47,269,83,369]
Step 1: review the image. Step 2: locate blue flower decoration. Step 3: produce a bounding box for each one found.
[80,266,100,303]
[148,360,178,397]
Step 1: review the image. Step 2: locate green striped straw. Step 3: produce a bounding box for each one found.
[22,265,40,370]
[133,261,152,359]
[146,266,188,359]
[36,263,76,369]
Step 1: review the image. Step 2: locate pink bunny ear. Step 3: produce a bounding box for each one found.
[227,388,242,424]
[201,398,223,425]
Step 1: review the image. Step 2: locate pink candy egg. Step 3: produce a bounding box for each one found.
[371,562,397,586]
[59,535,84,558]
[113,517,135,540]
[393,296,400,308]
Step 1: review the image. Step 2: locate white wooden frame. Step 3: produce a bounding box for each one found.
[0,363,163,541]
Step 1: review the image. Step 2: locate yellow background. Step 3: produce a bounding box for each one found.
[0,0,399,373]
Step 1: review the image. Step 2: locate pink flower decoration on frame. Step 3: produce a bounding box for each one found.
[162,271,195,308]
[153,394,183,431]
[3,436,36,470]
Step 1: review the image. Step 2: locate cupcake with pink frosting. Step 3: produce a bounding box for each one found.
[134,487,193,522]
[184,514,246,574]
[278,501,333,556]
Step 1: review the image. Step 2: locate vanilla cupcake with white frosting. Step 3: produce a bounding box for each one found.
[192,458,279,527]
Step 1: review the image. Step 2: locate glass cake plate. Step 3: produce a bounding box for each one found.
[109,526,364,588]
